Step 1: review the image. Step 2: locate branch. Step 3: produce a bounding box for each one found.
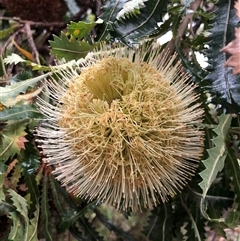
[163,0,203,55]
[0,16,66,28]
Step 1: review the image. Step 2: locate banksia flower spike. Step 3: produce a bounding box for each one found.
[36,44,204,211]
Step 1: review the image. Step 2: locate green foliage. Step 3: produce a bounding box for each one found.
[0,73,50,106]
[3,53,51,71]
[49,21,100,61]
[143,204,172,241]
[1,0,240,240]
[0,24,19,40]
[41,172,53,241]
[67,21,99,40]
[199,114,232,197]
[99,0,169,44]
[50,33,96,61]
[7,189,39,241]
[0,103,42,121]
[0,119,29,162]
[199,114,232,220]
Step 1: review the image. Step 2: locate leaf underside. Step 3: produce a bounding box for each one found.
[205,0,240,112]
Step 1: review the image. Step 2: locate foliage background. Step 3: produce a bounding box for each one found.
[1,0,240,240]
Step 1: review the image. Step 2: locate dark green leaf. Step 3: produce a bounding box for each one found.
[143,203,172,241]
[204,0,240,112]
[58,202,96,232]
[41,172,53,241]
[99,0,169,45]
[180,194,202,241]
[19,135,40,175]
[225,147,240,207]
[24,174,39,210]
[94,208,135,241]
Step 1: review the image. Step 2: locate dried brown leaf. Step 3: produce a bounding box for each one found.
[221,27,240,75]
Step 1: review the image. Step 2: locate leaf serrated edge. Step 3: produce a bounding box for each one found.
[8,189,30,241]
[41,171,53,241]
[199,114,232,220]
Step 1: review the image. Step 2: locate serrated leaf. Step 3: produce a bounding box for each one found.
[94,208,132,241]
[4,53,50,71]
[23,174,39,208]
[41,171,53,241]
[116,0,147,20]
[49,32,96,61]
[0,119,29,162]
[0,103,42,121]
[180,194,202,241]
[27,205,39,241]
[0,72,50,105]
[4,53,26,65]
[0,163,7,202]
[9,163,22,191]
[199,114,232,195]
[143,203,172,241]
[7,189,31,241]
[205,0,240,112]
[8,189,28,220]
[69,217,102,241]
[67,21,98,39]
[226,147,240,206]
[99,0,169,44]
[58,202,96,232]
[20,140,40,175]
[224,208,240,229]
[49,176,65,214]
[8,210,25,241]
[199,114,232,220]
[208,208,228,238]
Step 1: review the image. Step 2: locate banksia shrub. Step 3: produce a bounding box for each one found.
[36,45,204,211]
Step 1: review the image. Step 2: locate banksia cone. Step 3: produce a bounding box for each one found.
[37,44,204,211]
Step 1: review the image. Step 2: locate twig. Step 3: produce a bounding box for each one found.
[25,22,40,64]
[163,0,203,55]
[0,16,66,28]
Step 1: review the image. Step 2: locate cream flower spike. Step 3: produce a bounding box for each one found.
[36,44,204,211]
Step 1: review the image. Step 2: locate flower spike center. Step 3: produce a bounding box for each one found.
[37,46,204,211]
